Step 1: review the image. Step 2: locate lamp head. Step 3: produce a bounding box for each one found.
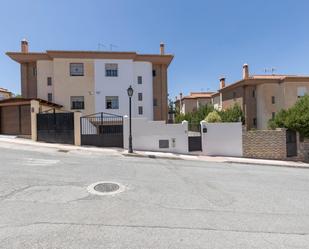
[127,85,134,97]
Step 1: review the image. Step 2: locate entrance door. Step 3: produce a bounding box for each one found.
[188,123,202,152]
[286,130,297,157]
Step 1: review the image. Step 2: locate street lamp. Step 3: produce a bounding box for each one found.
[127,85,134,153]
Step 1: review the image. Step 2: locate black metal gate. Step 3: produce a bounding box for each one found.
[188,123,202,152]
[286,130,297,157]
[37,112,74,144]
[81,112,123,148]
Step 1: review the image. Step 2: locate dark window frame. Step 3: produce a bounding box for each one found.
[47,77,52,86]
[105,96,119,109]
[138,76,143,84]
[138,93,143,101]
[47,93,53,102]
[153,98,158,107]
[138,106,143,115]
[271,96,275,104]
[272,112,276,119]
[152,70,156,77]
[71,96,85,110]
[70,63,84,76]
[105,64,118,77]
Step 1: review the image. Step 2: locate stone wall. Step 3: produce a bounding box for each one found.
[243,129,287,160]
[295,138,309,162]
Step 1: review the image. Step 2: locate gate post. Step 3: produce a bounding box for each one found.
[30,100,40,141]
[74,112,82,146]
[200,120,207,154]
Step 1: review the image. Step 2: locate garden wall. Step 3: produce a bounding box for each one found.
[243,129,287,160]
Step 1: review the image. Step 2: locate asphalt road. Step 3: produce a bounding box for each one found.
[0,141,309,249]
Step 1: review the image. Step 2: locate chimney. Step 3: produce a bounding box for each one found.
[160,42,165,55]
[21,39,29,53]
[220,77,226,89]
[243,64,249,79]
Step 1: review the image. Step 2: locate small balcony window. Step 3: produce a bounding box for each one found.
[70,63,84,76]
[105,64,118,77]
[71,96,85,110]
[106,96,119,109]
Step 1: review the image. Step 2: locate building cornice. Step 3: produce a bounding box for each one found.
[6,50,174,66]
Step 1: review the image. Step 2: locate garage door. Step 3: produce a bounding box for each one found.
[0,105,31,135]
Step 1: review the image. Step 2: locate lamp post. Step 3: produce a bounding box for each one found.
[127,85,134,153]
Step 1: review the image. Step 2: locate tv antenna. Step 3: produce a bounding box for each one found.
[264,67,276,75]
[97,43,106,51]
[110,44,118,51]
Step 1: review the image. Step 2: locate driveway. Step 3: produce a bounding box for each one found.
[0,141,308,248]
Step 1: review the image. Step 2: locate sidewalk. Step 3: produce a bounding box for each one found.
[123,150,309,169]
[1,135,308,169]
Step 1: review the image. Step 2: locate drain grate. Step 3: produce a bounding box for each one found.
[87,182,125,196]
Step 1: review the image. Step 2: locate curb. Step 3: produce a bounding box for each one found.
[122,153,183,160]
[226,160,309,169]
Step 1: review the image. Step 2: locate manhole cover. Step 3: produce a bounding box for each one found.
[94,182,119,193]
[87,182,125,196]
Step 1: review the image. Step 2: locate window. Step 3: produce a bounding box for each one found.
[297,87,307,98]
[272,112,276,119]
[138,106,143,115]
[47,77,52,86]
[233,92,236,99]
[252,90,256,98]
[105,64,118,77]
[153,98,158,107]
[106,96,119,109]
[271,96,275,104]
[138,93,143,101]
[47,93,53,102]
[253,118,257,127]
[152,70,156,77]
[71,96,85,110]
[32,67,37,76]
[70,63,84,76]
[138,76,143,84]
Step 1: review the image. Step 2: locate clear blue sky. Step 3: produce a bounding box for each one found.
[1,0,309,99]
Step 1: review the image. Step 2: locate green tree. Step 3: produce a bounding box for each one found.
[205,111,222,123]
[268,95,309,137]
[268,109,288,130]
[220,103,244,123]
[175,104,213,124]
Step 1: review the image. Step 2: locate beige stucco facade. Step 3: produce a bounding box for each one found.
[36,58,95,114]
[175,92,214,114]
[256,81,309,129]
[221,76,309,130]
[7,41,173,120]
[54,58,95,114]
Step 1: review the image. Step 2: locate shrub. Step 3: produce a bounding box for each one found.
[267,95,309,137]
[220,103,244,123]
[205,111,222,123]
[175,104,213,124]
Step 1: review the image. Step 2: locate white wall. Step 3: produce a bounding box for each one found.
[200,122,243,157]
[123,117,189,154]
[94,59,153,120]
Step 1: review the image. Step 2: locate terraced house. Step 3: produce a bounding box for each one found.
[219,64,309,130]
[6,40,173,121]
